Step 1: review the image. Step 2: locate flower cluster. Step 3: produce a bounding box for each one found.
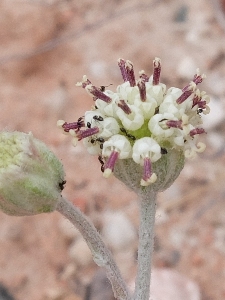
[58,58,210,186]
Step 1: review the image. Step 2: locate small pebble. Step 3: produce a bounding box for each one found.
[101,211,136,252]
[69,238,93,267]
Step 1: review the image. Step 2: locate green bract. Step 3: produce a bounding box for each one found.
[0,131,65,216]
[113,149,185,193]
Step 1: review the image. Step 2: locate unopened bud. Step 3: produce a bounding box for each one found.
[0,131,65,216]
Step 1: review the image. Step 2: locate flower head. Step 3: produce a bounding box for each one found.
[0,131,65,216]
[58,58,209,189]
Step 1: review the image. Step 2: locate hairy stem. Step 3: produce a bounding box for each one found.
[134,189,157,300]
[56,197,131,300]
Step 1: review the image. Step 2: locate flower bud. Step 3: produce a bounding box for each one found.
[0,131,65,216]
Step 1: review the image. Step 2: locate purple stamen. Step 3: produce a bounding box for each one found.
[117,100,132,114]
[62,120,85,132]
[152,58,161,85]
[192,94,207,110]
[125,60,136,87]
[142,157,152,182]
[166,120,183,129]
[190,128,206,137]
[137,79,147,102]
[193,73,204,85]
[176,90,193,104]
[118,58,128,82]
[86,85,112,103]
[76,127,100,141]
[104,151,119,171]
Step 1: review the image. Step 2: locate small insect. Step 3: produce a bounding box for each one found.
[90,137,105,150]
[197,108,203,115]
[161,147,168,154]
[100,84,113,92]
[98,155,105,172]
[120,127,136,141]
[93,115,104,122]
[87,122,91,128]
[155,106,159,114]
[59,180,66,191]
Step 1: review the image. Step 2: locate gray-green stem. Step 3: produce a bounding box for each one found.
[134,189,157,300]
[56,196,131,300]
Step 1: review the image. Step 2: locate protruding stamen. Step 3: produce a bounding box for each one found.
[153,57,161,85]
[189,128,206,137]
[86,85,112,103]
[139,70,149,82]
[117,100,132,114]
[103,151,119,178]
[193,69,206,85]
[143,157,152,180]
[125,60,136,87]
[76,127,100,141]
[177,82,196,104]
[118,58,128,82]
[166,120,183,129]
[140,157,157,186]
[137,79,147,101]
[76,75,92,88]
[61,120,85,132]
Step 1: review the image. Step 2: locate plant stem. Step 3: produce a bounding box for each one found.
[56,197,131,300]
[134,189,157,300]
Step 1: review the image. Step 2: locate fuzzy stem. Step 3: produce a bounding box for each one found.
[56,197,131,300]
[134,189,157,300]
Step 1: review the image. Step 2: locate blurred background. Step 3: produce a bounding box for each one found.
[1,0,225,299]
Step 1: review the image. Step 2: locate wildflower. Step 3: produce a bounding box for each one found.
[58,58,209,189]
[0,131,65,216]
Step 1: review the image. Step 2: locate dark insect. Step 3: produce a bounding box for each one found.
[100,84,113,92]
[155,106,159,114]
[87,122,91,128]
[59,180,66,191]
[96,137,105,143]
[90,137,105,150]
[197,108,203,115]
[161,147,168,154]
[98,155,105,172]
[120,127,136,141]
[93,115,104,122]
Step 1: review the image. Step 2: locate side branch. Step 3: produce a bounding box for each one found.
[57,197,131,300]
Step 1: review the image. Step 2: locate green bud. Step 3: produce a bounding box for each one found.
[0,131,65,216]
[113,149,185,193]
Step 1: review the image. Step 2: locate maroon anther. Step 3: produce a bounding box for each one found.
[137,79,147,101]
[193,73,204,85]
[76,127,100,141]
[190,128,206,137]
[104,151,119,171]
[139,71,149,82]
[142,157,152,181]
[118,58,128,82]
[125,60,136,87]
[176,89,193,104]
[62,120,85,132]
[166,120,183,129]
[192,94,207,110]
[81,78,92,89]
[86,85,112,103]
[118,100,132,114]
[152,58,161,85]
